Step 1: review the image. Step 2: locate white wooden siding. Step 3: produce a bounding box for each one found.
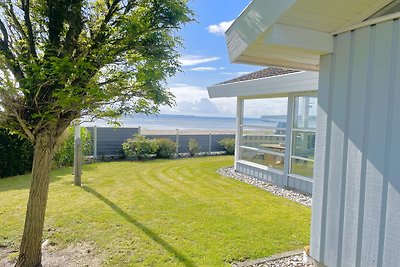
[311,19,400,267]
[237,161,313,194]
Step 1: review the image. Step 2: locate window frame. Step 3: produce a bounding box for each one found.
[288,94,317,178]
[236,92,317,182]
[238,97,288,171]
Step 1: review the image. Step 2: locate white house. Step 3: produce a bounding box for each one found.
[208,68,319,194]
[208,1,400,266]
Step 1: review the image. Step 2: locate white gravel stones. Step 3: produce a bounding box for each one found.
[217,167,312,207]
[231,250,314,267]
[249,254,313,267]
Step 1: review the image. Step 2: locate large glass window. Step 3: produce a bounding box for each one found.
[290,96,317,178]
[238,95,317,179]
[239,98,288,172]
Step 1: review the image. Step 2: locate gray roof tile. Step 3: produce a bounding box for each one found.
[217,67,299,85]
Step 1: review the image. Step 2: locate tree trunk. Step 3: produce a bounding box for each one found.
[15,133,56,267]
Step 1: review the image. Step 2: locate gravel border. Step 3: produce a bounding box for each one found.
[217,167,312,207]
[232,250,313,267]
[217,167,314,267]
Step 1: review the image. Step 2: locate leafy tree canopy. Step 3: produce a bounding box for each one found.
[0,0,193,141]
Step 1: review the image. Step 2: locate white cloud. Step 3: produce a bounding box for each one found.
[207,20,234,36]
[161,84,288,117]
[178,98,221,115]
[160,84,236,116]
[179,55,220,66]
[243,98,288,117]
[190,67,217,72]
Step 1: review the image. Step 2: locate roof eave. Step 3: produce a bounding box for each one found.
[207,71,319,99]
[225,0,298,64]
[226,0,394,70]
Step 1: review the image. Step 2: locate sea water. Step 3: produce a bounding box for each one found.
[85,114,283,130]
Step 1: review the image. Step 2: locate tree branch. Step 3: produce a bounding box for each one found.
[21,0,37,57]
[6,4,28,41]
[0,18,9,44]
[90,0,122,50]
[0,19,25,81]
[13,111,35,142]
[62,2,84,56]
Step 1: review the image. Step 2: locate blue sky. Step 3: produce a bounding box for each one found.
[160,0,266,118]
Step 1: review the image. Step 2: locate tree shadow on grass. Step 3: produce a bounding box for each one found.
[81,185,197,267]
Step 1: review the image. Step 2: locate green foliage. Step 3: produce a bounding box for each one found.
[122,135,158,160]
[0,1,194,139]
[218,138,235,155]
[188,138,200,156]
[0,129,33,178]
[53,127,92,167]
[155,138,177,158]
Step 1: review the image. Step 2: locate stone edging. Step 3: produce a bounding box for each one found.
[232,250,304,267]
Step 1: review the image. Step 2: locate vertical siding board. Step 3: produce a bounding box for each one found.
[310,52,333,259]
[377,19,399,267]
[336,30,355,266]
[300,180,307,193]
[324,31,352,266]
[312,19,400,267]
[360,21,393,267]
[307,182,312,195]
[382,19,400,267]
[288,177,294,188]
[340,26,371,267]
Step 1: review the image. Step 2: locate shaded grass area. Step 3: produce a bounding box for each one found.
[0,156,310,266]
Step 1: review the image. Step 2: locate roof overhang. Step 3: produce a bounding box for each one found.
[226,0,394,71]
[207,71,319,99]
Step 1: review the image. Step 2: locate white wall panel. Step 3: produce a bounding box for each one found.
[311,19,400,267]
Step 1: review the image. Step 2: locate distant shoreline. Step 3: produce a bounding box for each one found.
[140,128,236,135]
[83,113,281,134]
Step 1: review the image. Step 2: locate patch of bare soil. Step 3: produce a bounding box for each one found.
[0,241,103,267]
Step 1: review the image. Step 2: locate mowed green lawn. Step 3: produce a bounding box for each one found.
[0,156,311,266]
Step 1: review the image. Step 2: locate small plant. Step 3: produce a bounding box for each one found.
[188,139,200,156]
[122,135,158,160]
[156,138,177,158]
[218,138,235,155]
[53,127,92,167]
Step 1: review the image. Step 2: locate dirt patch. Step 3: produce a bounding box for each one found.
[0,241,103,267]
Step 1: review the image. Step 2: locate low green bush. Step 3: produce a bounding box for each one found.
[0,129,33,178]
[218,138,235,155]
[156,138,176,158]
[53,127,92,167]
[188,139,200,156]
[122,135,158,160]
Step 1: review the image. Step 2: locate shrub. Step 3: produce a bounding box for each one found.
[218,138,235,155]
[122,135,158,160]
[188,139,200,156]
[156,138,177,158]
[0,129,33,178]
[53,127,92,167]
